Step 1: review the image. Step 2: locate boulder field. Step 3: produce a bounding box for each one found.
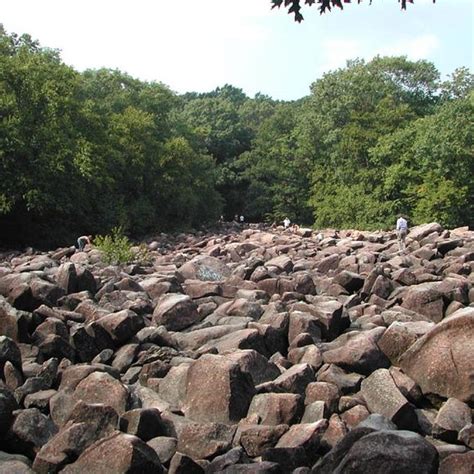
[0,222,473,473]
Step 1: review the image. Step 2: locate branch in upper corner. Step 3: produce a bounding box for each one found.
[271,0,437,22]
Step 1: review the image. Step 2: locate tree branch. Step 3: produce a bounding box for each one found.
[271,0,436,22]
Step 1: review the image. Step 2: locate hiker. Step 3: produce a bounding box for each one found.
[396,215,408,251]
[239,215,245,225]
[77,235,92,251]
[283,217,291,229]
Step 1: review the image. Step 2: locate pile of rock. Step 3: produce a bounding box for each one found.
[0,222,472,473]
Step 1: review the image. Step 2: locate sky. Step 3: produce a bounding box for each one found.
[2,0,473,100]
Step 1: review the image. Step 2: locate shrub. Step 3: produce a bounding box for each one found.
[93,226,134,265]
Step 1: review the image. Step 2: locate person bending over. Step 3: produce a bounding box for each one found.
[77,235,92,251]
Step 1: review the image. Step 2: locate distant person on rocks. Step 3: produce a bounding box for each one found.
[283,217,291,229]
[396,215,408,251]
[239,215,245,225]
[77,235,92,251]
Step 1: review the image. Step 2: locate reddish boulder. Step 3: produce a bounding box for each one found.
[360,368,418,431]
[152,294,200,331]
[399,312,474,403]
[247,393,303,425]
[183,354,255,424]
[73,372,129,415]
[439,452,474,474]
[178,256,231,282]
[432,398,472,443]
[60,432,163,473]
[176,421,236,459]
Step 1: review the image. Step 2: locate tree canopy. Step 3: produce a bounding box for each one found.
[0,25,472,248]
[271,0,436,22]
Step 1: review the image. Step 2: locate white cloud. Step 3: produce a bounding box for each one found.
[317,38,363,75]
[316,33,440,77]
[1,0,470,100]
[378,34,440,60]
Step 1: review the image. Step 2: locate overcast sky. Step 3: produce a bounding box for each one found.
[2,0,473,100]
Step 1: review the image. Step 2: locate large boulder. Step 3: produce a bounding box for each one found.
[183,354,255,424]
[258,364,315,395]
[399,312,474,403]
[6,408,58,458]
[439,451,474,474]
[178,256,231,282]
[0,336,22,373]
[432,398,472,443]
[95,309,145,344]
[60,432,163,473]
[313,430,438,474]
[224,350,281,386]
[276,419,327,464]
[0,297,19,341]
[401,283,445,323]
[73,372,129,415]
[0,387,18,437]
[360,368,418,431]
[409,223,443,241]
[152,294,200,331]
[33,403,118,473]
[378,321,435,365]
[235,424,288,458]
[321,328,390,376]
[247,393,303,425]
[176,421,236,460]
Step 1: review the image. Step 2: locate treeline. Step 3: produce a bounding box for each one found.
[1,27,473,247]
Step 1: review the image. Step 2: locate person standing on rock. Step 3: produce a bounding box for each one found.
[77,235,92,251]
[396,215,408,251]
[283,217,291,229]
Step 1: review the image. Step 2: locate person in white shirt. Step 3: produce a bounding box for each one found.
[283,217,291,229]
[396,216,408,251]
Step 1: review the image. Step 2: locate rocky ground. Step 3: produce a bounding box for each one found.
[0,222,473,473]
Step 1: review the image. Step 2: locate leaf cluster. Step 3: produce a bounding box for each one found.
[271,0,436,22]
[93,226,135,265]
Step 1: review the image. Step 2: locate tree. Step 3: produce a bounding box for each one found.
[298,57,441,229]
[371,94,474,228]
[271,0,436,22]
[238,101,313,223]
[177,86,269,218]
[0,27,94,244]
[0,27,223,247]
[440,67,474,101]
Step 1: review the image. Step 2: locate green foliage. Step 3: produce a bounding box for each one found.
[0,25,471,248]
[93,226,135,265]
[371,94,474,228]
[238,101,313,224]
[298,56,471,230]
[412,176,468,228]
[0,27,223,247]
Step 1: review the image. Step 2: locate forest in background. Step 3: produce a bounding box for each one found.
[0,26,473,248]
